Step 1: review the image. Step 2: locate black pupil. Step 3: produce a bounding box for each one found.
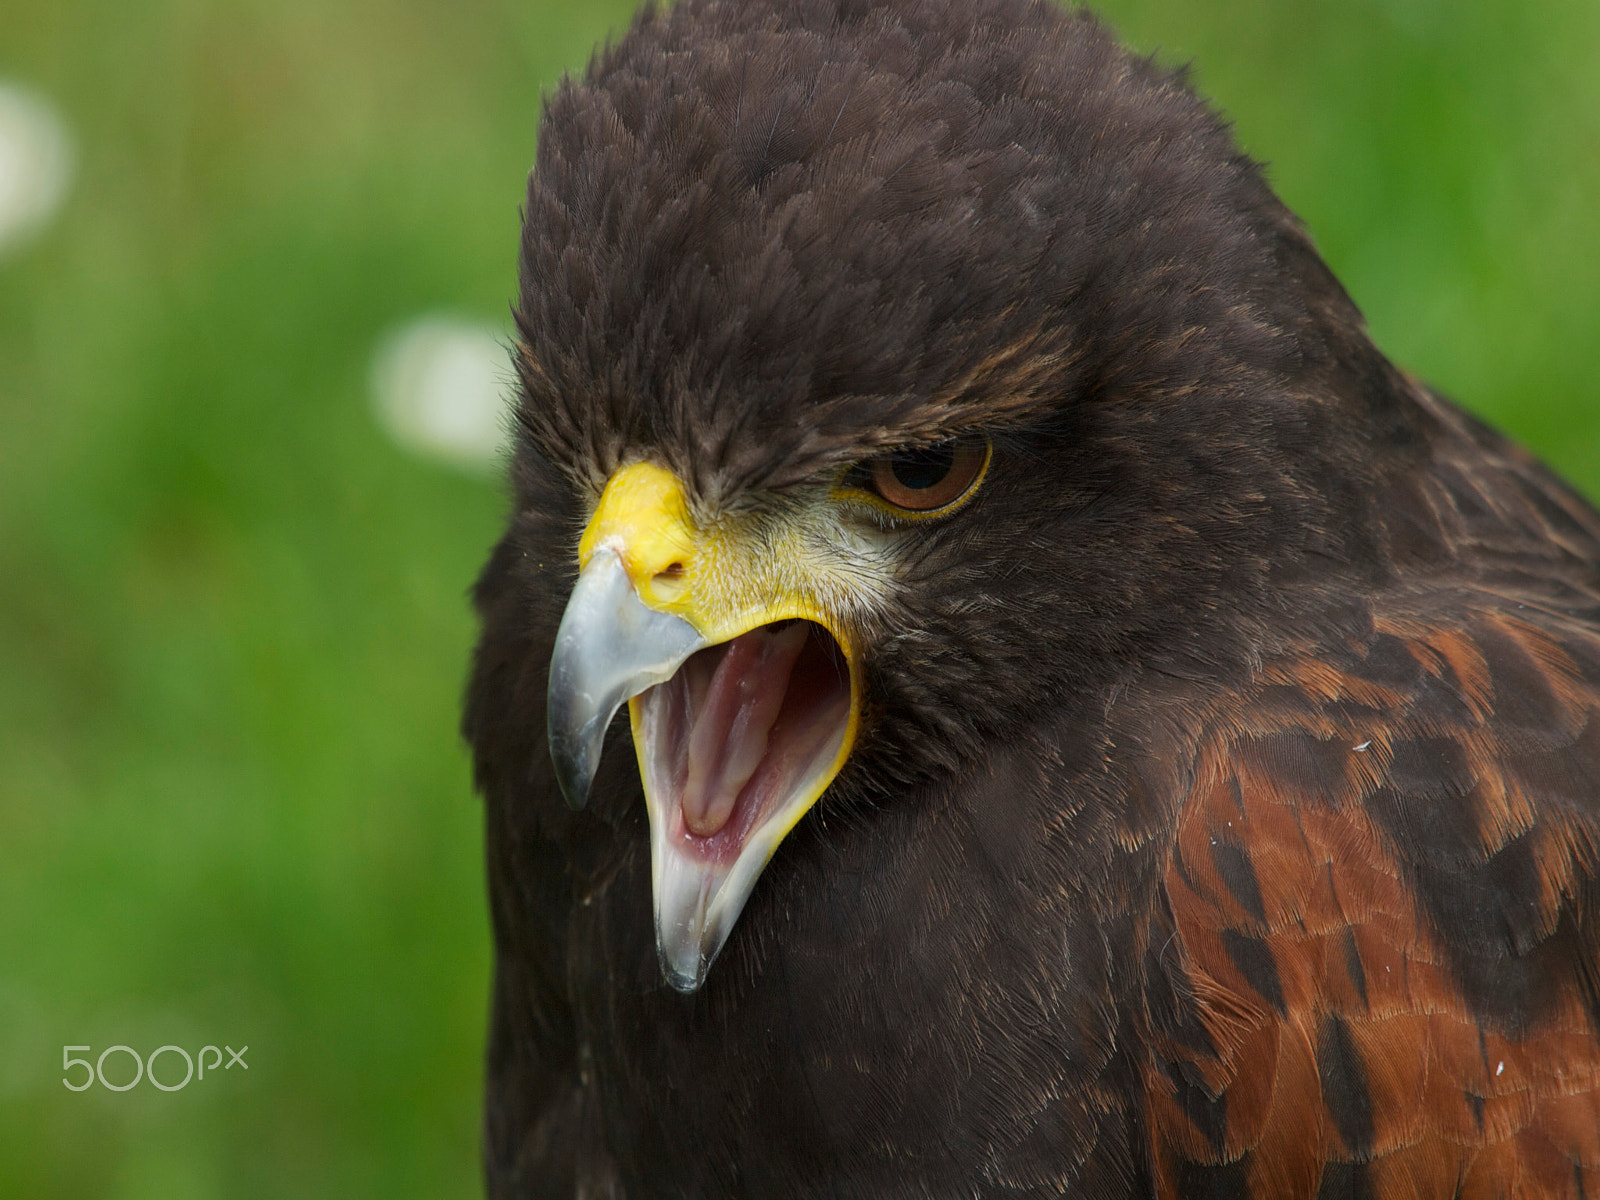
[890,445,956,490]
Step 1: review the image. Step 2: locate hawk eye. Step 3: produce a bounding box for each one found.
[861,438,988,512]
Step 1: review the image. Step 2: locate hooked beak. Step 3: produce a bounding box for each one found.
[546,547,704,810]
[547,462,861,992]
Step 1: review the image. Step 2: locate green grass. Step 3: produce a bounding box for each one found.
[0,0,1595,1195]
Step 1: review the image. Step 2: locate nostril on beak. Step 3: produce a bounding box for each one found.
[651,562,688,602]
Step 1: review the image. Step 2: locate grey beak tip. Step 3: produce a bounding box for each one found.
[547,709,597,811]
[661,958,707,994]
[554,762,592,811]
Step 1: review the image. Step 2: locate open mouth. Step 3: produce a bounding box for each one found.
[637,621,851,859]
[631,620,854,989]
[546,503,865,994]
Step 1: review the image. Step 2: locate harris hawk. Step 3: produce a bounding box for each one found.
[462,0,1600,1195]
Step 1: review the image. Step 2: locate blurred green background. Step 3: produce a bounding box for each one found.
[0,0,1595,1195]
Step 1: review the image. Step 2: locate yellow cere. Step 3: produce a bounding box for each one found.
[577,460,892,653]
[577,461,697,593]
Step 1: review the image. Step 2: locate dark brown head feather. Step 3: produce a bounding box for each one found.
[515,0,1368,499]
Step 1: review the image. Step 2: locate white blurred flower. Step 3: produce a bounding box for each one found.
[0,81,74,256]
[370,316,515,473]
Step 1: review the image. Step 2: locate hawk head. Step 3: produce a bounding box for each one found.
[486,0,1394,993]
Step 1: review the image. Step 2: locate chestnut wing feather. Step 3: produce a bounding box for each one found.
[1145,604,1600,1199]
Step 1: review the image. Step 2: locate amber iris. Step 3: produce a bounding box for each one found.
[866,440,987,511]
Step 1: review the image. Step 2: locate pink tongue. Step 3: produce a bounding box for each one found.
[680,622,809,837]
